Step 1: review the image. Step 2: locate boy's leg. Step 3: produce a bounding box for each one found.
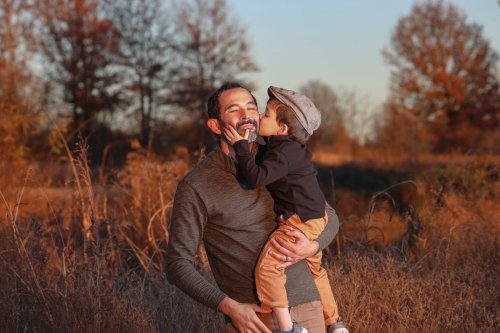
[255,227,295,309]
[285,215,339,326]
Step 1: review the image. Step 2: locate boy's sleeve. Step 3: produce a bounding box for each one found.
[316,202,339,250]
[233,140,289,188]
[165,180,227,310]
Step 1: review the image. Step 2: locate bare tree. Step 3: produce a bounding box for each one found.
[337,88,380,145]
[167,0,258,119]
[299,81,377,152]
[106,0,173,147]
[36,0,122,138]
[383,0,500,151]
[299,80,342,146]
[300,80,342,128]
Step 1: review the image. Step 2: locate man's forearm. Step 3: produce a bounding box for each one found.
[316,203,339,250]
[165,255,227,310]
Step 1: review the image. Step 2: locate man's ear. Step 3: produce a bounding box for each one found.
[207,119,222,135]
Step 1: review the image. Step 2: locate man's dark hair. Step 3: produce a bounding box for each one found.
[207,82,257,119]
[269,98,310,145]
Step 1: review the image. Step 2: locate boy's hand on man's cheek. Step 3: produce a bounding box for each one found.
[223,125,249,145]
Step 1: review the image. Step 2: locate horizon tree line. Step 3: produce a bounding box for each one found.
[1,0,499,166]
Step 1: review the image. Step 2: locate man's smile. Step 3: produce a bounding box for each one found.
[239,123,255,130]
[236,120,258,131]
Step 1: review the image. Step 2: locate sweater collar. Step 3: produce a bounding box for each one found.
[208,146,237,174]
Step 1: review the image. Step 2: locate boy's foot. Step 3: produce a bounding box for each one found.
[292,323,308,333]
[327,317,349,333]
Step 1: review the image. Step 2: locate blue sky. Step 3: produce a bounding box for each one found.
[228,0,500,108]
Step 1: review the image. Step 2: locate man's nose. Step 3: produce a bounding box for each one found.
[240,108,251,119]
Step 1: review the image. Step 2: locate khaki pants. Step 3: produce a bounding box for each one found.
[255,214,339,326]
[226,300,326,333]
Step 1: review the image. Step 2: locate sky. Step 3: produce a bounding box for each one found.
[227,0,500,108]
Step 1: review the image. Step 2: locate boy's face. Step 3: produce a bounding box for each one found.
[259,101,281,137]
[217,87,259,142]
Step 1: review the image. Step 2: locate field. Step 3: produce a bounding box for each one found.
[0,147,499,332]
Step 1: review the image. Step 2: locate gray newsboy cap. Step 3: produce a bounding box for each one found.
[267,86,321,135]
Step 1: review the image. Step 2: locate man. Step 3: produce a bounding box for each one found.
[165,82,339,333]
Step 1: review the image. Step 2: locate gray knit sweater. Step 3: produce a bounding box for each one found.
[165,148,339,310]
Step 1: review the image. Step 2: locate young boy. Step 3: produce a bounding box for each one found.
[224,86,349,333]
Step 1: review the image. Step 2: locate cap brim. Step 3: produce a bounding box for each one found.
[267,86,277,100]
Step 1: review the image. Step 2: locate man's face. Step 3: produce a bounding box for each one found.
[218,87,260,142]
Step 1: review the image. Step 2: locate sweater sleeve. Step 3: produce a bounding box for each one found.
[233,140,288,188]
[316,202,340,250]
[165,180,227,310]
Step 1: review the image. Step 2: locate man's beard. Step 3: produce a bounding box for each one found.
[221,119,259,143]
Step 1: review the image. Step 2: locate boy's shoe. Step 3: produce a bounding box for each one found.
[292,323,308,333]
[280,323,307,333]
[327,317,349,333]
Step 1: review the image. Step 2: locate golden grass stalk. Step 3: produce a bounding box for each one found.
[0,168,54,325]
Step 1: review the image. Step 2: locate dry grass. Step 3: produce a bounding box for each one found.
[328,160,500,332]
[0,221,224,332]
[0,146,498,332]
[0,144,224,332]
[330,244,498,332]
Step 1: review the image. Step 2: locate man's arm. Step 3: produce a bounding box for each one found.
[317,202,339,250]
[165,180,227,309]
[269,202,339,268]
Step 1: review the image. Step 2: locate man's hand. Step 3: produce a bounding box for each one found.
[269,230,320,270]
[223,125,249,145]
[218,297,272,333]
